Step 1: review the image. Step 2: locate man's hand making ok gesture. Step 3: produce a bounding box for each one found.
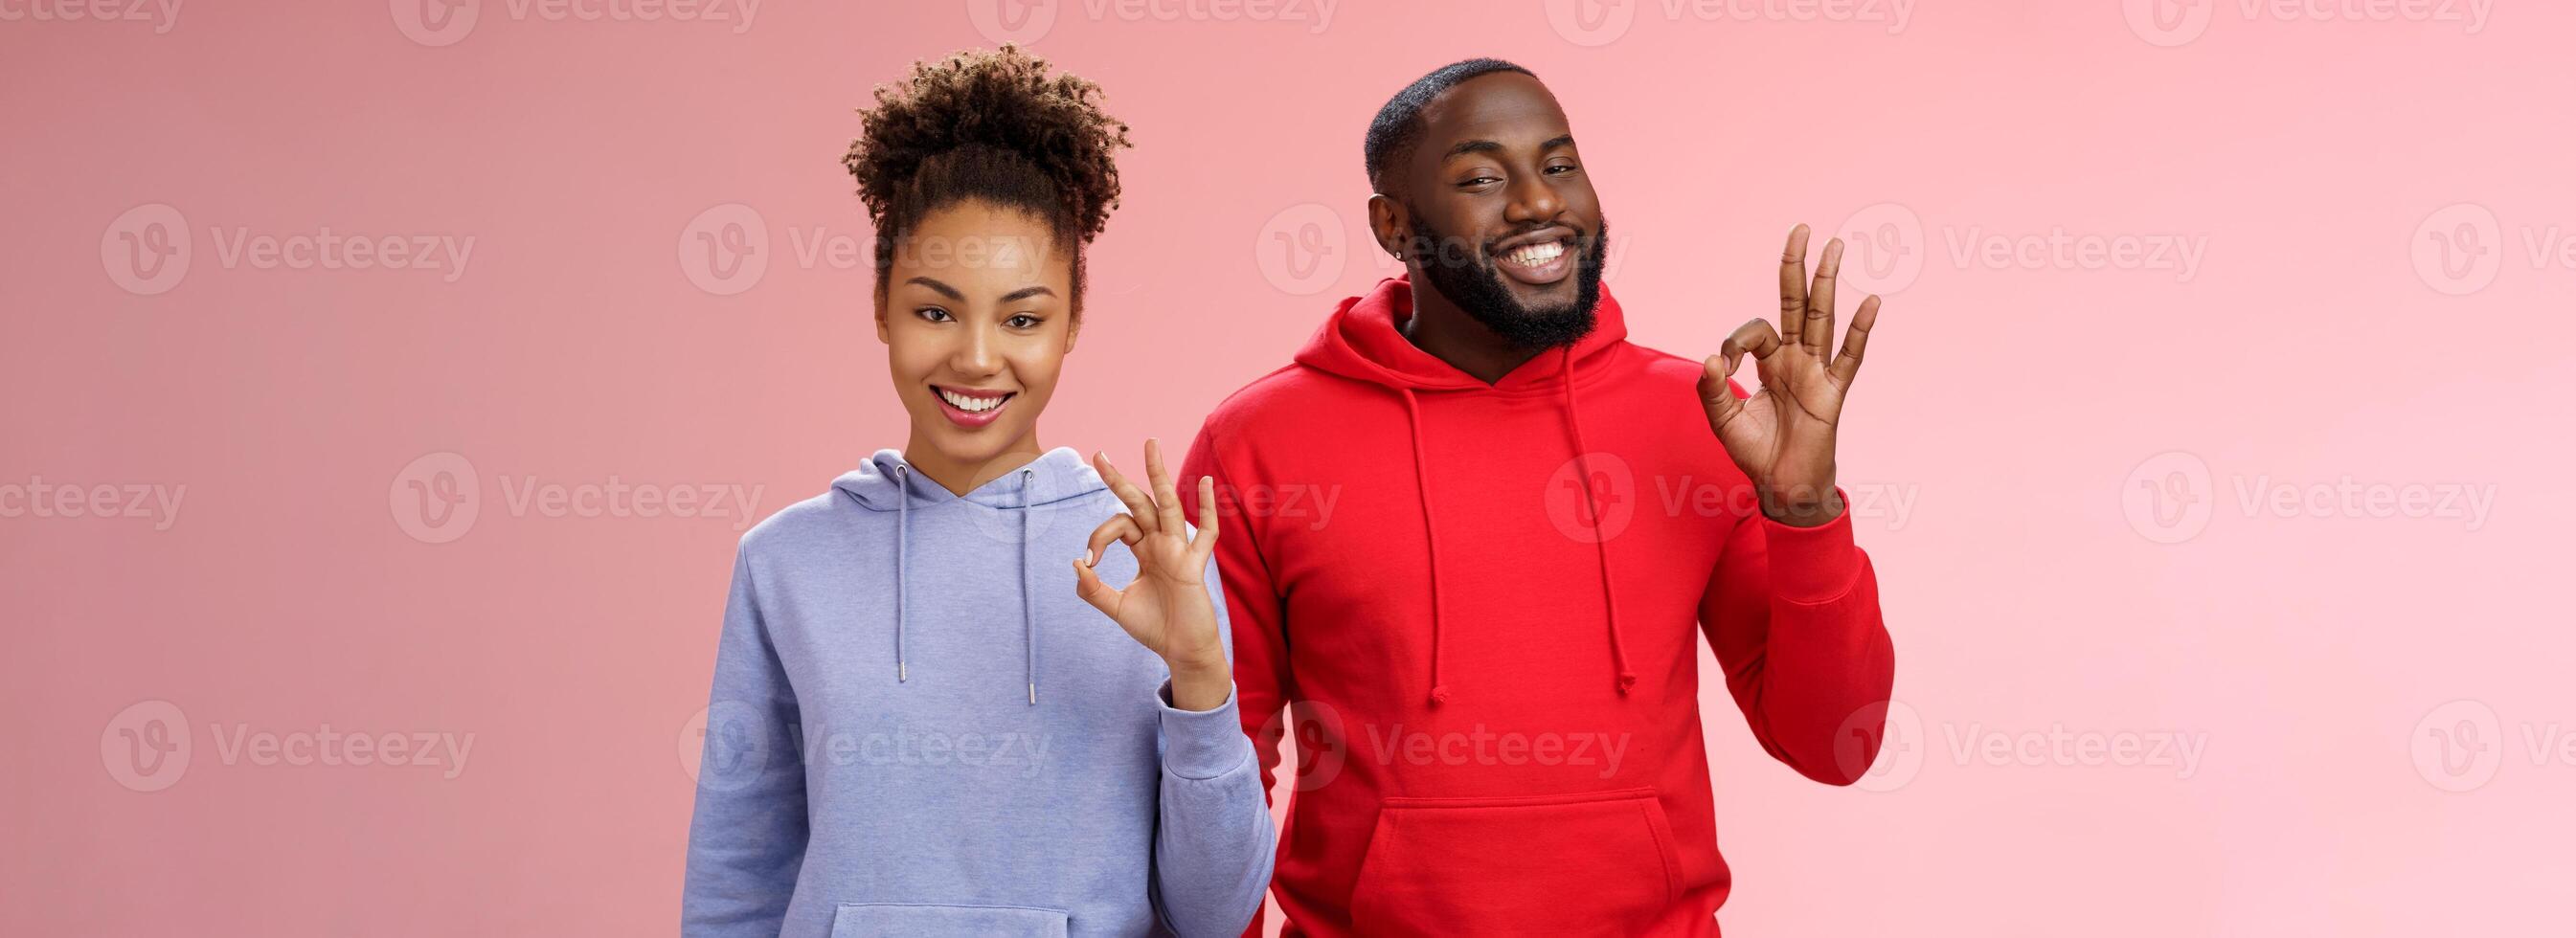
[1699,224,1885,527]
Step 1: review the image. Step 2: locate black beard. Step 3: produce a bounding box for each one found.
[1405,212,1609,351]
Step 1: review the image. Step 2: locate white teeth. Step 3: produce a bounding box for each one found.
[938,389,1009,413]
[1505,241,1566,267]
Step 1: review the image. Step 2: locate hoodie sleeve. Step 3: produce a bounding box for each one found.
[1148,560,1278,938]
[1700,497,1898,786]
[680,545,810,936]
[1182,423,1295,801]
[1182,423,1289,938]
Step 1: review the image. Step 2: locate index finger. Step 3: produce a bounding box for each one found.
[1084,513,1143,569]
[1094,451,1160,535]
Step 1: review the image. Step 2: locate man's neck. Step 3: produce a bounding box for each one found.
[1399,281,1542,386]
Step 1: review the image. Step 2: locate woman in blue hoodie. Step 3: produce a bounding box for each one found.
[681,47,1275,937]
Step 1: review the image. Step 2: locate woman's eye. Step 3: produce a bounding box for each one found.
[1006,314,1042,329]
[915,306,953,323]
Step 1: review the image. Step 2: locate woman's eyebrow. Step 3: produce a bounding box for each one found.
[905,276,965,301]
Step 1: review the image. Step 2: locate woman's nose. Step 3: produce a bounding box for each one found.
[951,326,1003,376]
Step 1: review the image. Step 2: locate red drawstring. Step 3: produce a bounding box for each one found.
[1402,347,1632,705]
[1560,349,1636,695]
[1401,388,1451,705]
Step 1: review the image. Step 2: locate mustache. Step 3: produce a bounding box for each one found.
[1397,226,1598,269]
[1480,225,1593,257]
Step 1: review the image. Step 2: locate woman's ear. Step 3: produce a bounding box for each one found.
[1064,310,1081,354]
[872,288,893,344]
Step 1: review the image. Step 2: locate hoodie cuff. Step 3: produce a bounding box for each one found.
[1761,488,1866,604]
[1156,680,1254,781]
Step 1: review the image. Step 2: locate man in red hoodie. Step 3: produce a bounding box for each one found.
[1182,59,1897,935]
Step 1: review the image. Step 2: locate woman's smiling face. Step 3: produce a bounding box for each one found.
[876,200,1077,469]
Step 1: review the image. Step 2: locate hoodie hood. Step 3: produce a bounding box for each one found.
[832,446,1105,704]
[833,447,1103,511]
[1291,275,1631,392]
[1291,275,1639,705]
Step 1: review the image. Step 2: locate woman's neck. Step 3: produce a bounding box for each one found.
[899,431,1045,498]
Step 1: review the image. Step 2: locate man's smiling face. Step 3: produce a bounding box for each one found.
[1390,70,1608,349]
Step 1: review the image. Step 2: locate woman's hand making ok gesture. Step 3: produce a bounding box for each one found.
[1074,438,1232,712]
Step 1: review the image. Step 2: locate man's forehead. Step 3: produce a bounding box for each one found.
[1416,72,1570,153]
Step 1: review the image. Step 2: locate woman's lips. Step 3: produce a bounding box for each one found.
[932,386,1015,429]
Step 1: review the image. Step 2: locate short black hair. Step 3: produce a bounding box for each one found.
[1363,57,1535,192]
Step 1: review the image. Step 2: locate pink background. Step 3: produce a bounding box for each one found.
[6,0,2569,933]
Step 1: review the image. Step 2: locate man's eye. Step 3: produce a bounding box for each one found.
[1458,175,1500,188]
[1547,164,1579,174]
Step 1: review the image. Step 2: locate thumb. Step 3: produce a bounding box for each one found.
[1701,355,1743,416]
[1073,558,1122,619]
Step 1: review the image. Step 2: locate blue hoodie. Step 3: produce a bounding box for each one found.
[682,447,1276,937]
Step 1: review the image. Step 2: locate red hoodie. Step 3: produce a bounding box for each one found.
[1182,278,1896,936]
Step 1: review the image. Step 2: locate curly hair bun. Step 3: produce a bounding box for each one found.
[844,45,1132,249]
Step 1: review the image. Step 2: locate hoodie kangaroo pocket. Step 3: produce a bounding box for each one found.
[828,903,1070,937]
[1347,787,1683,937]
